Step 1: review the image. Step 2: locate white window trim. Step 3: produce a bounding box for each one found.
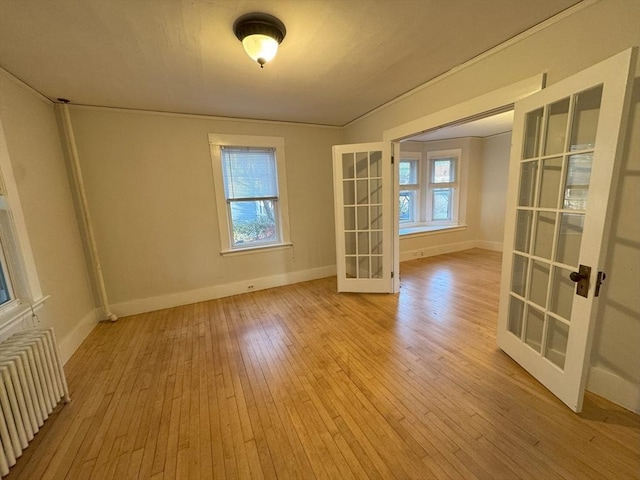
[208,134,292,255]
[399,147,466,235]
[0,119,48,337]
[399,151,422,225]
[425,148,461,225]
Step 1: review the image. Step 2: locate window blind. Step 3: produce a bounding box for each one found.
[221,147,278,200]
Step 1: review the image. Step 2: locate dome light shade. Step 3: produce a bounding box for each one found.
[233,13,286,68]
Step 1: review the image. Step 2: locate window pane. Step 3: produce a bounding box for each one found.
[0,265,10,305]
[432,159,454,183]
[222,147,278,199]
[432,188,451,220]
[399,160,417,185]
[399,190,416,222]
[230,200,278,246]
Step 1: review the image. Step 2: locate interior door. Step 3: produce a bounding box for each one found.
[497,48,636,412]
[332,142,393,293]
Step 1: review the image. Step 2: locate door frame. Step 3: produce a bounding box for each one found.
[382,74,547,291]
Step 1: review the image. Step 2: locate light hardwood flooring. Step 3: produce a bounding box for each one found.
[6,249,640,479]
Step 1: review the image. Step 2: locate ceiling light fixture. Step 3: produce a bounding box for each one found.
[233,13,286,68]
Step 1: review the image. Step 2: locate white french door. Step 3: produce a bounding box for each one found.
[497,48,636,412]
[332,142,394,293]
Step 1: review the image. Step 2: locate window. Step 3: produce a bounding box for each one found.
[427,151,459,223]
[399,152,420,223]
[399,148,462,233]
[209,134,291,254]
[0,120,46,336]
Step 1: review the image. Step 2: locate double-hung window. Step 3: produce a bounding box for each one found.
[209,134,291,254]
[0,120,46,336]
[426,150,459,224]
[399,148,462,233]
[399,152,421,224]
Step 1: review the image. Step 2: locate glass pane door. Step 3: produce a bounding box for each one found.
[497,48,636,412]
[508,85,602,370]
[333,143,392,293]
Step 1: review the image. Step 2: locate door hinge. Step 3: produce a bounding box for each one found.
[391,155,394,164]
[391,271,394,278]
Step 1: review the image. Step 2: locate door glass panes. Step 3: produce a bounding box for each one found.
[357,180,369,204]
[529,260,550,308]
[538,157,563,208]
[371,256,383,279]
[507,87,602,370]
[518,161,538,206]
[371,231,382,254]
[556,213,584,266]
[370,151,382,177]
[343,180,355,205]
[358,232,369,254]
[570,85,602,151]
[344,207,355,230]
[345,232,356,255]
[370,206,382,229]
[508,296,525,337]
[346,257,357,278]
[342,153,355,179]
[544,97,570,155]
[358,256,370,278]
[533,212,556,260]
[511,254,528,297]
[550,266,575,320]
[357,206,369,230]
[544,317,569,369]
[342,150,383,280]
[564,154,592,210]
[525,306,545,353]
[515,210,533,253]
[523,108,543,159]
[356,152,368,178]
[370,179,382,204]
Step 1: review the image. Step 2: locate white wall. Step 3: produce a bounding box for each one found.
[344,0,640,411]
[67,107,344,316]
[0,72,98,363]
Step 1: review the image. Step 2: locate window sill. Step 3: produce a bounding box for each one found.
[399,224,466,237]
[220,242,293,257]
[0,295,49,339]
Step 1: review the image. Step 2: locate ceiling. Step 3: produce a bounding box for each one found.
[0,0,581,127]
[408,110,514,142]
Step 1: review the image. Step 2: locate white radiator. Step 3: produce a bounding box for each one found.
[0,328,70,477]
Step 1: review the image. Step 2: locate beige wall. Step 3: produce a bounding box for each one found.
[399,137,485,258]
[479,133,511,245]
[68,107,344,313]
[0,73,97,362]
[345,0,640,411]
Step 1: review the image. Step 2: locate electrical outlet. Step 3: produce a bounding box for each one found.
[247,285,254,291]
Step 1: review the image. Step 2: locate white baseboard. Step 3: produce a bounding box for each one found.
[400,240,476,262]
[475,240,503,252]
[111,264,337,318]
[587,364,640,414]
[58,308,100,365]
[400,240,503,262]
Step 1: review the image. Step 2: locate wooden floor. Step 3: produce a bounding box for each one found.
[7,249,640,479]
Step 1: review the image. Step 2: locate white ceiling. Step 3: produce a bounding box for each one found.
[0,0,580,126]
[408,110,514,142]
